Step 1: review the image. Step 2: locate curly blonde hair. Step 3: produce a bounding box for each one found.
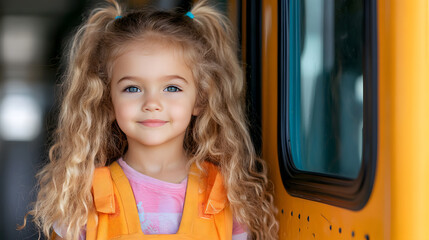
[27,0,279,239]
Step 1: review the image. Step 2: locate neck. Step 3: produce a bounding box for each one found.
[124,138,189,183]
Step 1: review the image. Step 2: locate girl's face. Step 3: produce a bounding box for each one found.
[110,42,199,148]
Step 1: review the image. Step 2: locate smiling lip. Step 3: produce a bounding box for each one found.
[139,119,168,127]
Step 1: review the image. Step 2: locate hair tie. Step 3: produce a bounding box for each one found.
[115,15,122,20]
[185,12,194,19]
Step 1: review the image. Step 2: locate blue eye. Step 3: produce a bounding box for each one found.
[164,86,181,92]
[125,86,141,92]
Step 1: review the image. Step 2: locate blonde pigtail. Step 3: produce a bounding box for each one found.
[189,2,279,239]
[30,2,124,239]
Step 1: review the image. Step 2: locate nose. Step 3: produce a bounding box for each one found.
[142,92,162,112]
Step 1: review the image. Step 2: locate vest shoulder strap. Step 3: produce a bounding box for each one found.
[92,166,116,214]
[200,162,228,216]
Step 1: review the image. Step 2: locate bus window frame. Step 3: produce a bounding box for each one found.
[277,0,378,210]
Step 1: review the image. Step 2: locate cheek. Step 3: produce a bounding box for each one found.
[168,98,195,121]
[113,100,137,122]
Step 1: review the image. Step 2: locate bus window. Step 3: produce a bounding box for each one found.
[278,0,377,209]
[292,0,364,177]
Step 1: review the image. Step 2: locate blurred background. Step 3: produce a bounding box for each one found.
[0,0,231,239]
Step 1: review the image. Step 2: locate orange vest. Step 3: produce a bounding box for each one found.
[86,161,233,240]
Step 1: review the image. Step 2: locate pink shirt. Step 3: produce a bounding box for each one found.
[118,159,247,239]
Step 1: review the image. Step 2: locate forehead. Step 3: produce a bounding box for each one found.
[111,34,190,63]
[110,40,194,82]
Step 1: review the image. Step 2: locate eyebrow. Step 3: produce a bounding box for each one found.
[116,75,189,84]
[163,75,189,84]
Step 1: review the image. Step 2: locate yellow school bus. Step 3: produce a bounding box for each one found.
[238,0,428,239]
[2,0,426,239]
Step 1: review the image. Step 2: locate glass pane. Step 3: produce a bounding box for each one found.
[289,0,364,178]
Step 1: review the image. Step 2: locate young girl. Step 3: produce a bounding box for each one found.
[27,0,278,239]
